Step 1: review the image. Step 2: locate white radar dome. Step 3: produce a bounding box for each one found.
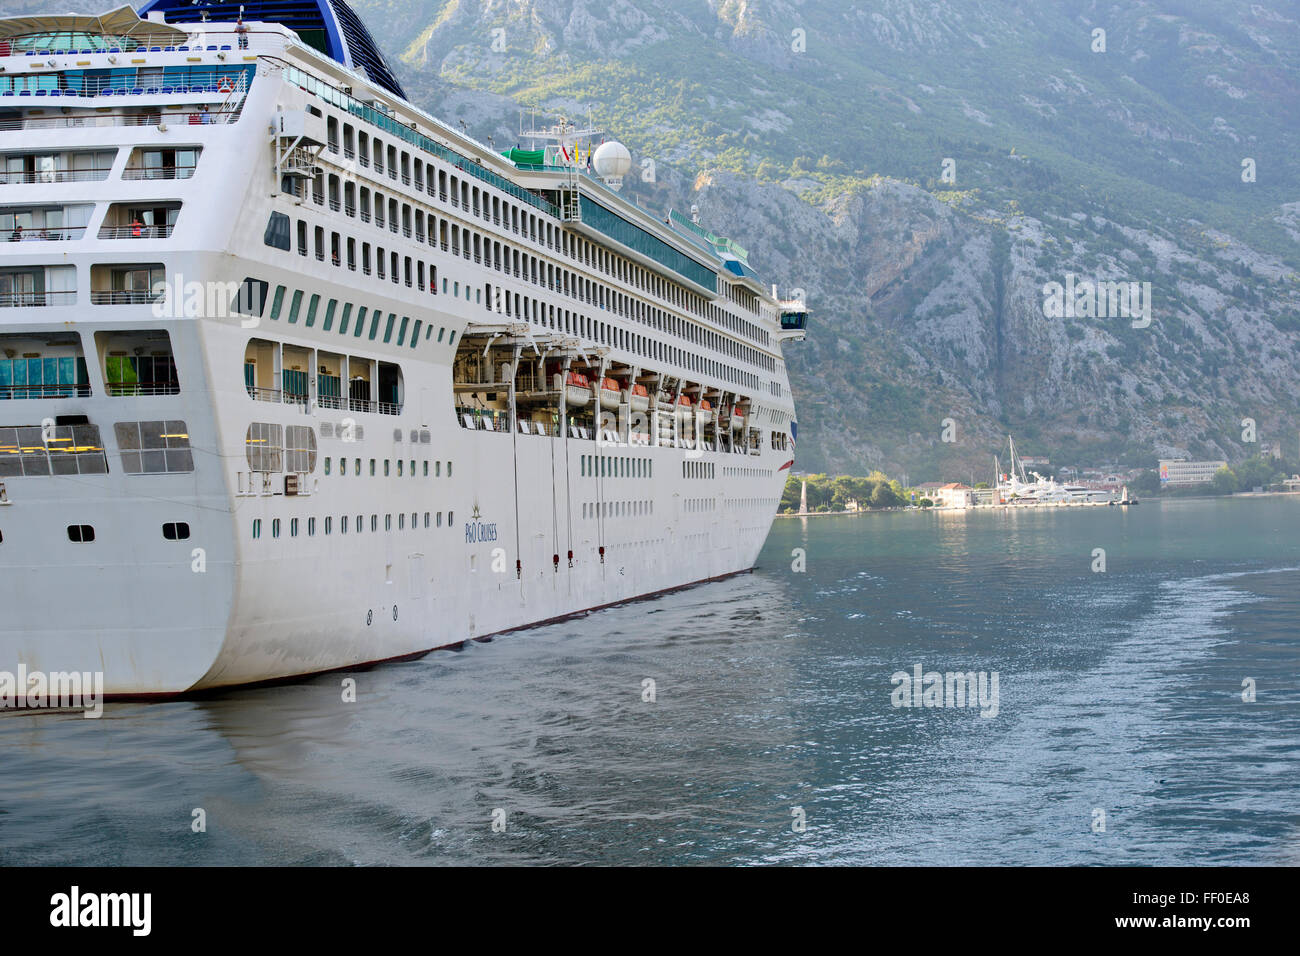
[593,140,632,180]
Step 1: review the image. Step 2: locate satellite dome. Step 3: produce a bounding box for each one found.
[593,141,632,180]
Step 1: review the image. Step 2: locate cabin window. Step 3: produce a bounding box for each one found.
[264,212,291,250]
[116,420,193,474]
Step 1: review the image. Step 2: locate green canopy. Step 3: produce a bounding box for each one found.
[501,147,546,166]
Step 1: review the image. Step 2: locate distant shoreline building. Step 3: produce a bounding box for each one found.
[1158,458,1227,485]
[934,483,976,509]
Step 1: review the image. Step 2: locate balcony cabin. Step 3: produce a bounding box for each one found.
[0,264,75,307]
[90,262,164,304]
[94,329,178,396]
[316,351,343,409]
[281,344,311,406]
[99,201,180,239]
[242,338,400,415]
[0,149,115,184]
[243,338,279,402]
[122,146,200,181]
[0,331,90,399]
[1,203,94,241]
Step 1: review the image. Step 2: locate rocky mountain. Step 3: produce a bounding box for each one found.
[10,0,1298,478]
[355,0,1300,478]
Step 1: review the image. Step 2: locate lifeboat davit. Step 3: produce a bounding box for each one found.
[554,370,592,407]
[599,377,622,411]
[629,383,649,413]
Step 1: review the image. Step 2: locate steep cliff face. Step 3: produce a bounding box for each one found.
[8,0,1283,476]
[677,168,1300,477]
[369,0,1300,477]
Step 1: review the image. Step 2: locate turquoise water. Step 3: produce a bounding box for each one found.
[2,497,1298,865]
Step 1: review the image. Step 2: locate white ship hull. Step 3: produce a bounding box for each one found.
[0,6,803,697]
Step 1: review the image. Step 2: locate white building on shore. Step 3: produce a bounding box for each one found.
[1158,459,1228,485]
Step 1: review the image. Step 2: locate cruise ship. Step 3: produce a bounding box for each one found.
[0,2,808,696]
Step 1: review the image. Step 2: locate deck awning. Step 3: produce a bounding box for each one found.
[0,5,187,41]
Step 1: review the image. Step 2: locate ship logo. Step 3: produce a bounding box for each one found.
[465,504,497,545]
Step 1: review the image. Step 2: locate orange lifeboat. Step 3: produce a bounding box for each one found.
[553,370,591,407]
[629,383,649,413]
[599,376,622,411]
[730,405,746,431]
[675,393,694,422]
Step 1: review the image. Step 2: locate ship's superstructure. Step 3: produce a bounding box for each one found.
[0,2,807,695]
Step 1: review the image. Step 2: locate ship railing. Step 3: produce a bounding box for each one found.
[98,224,175,240]
[3,227,87,241]
[282,391,309,408]
[0,110,240,132]
[0,384,92,399]
[1,290,76,307]
[0,168,113,184]
[317,394,345,410]
[90,290,162,304]
[122,165,197,181]
[0,26,283,56]
[457,407,511,431]
[105,380,179,396]
[246,386,281,403]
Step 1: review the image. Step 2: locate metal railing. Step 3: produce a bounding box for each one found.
[90,290,161,304]
[0,383,92,399]
[0,168,113,184]
[98,224,174,239]
[122,165,197,180]
[246,385,281,403]
[4,226,87,241]
[0,108,240,131]
[0,290,76,306]
[105,380,179,396]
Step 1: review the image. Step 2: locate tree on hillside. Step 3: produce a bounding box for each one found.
[1211,466,1239,495]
